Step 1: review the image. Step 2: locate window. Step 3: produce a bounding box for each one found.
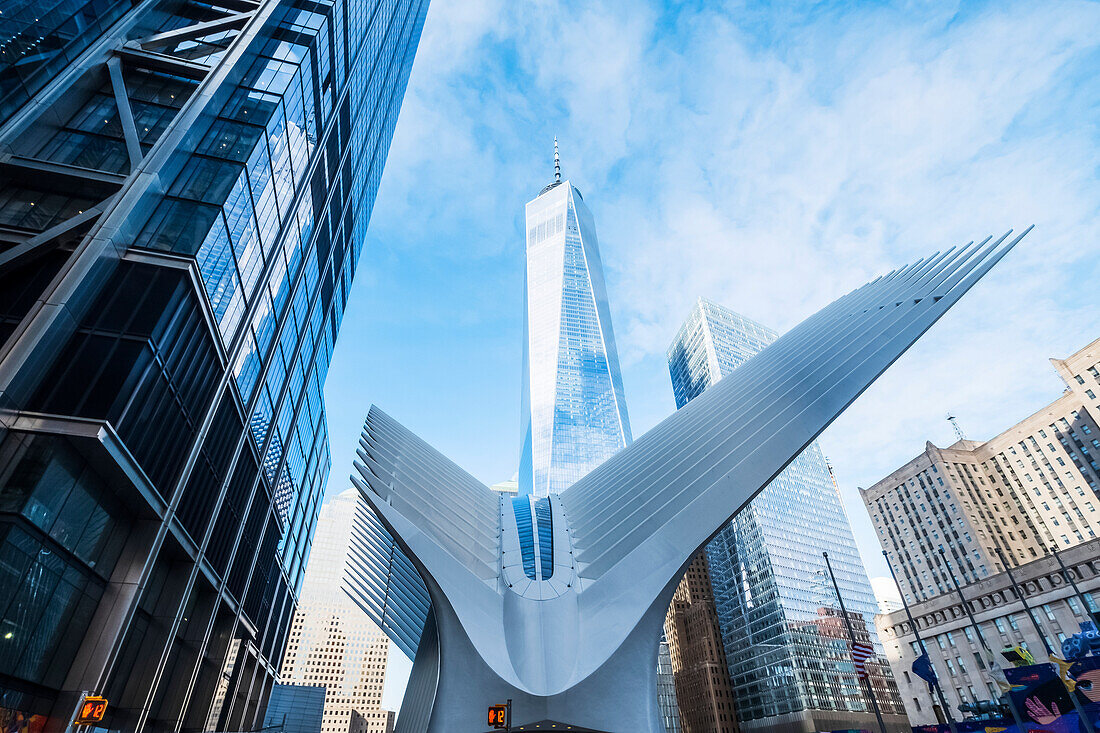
[995,618,1007,633]
[1042,604,1056,621]
[1008,615,1019,631]
[973,652,985,669]
[964,627,974,642]
[0,525,106,688]
[1069,597,1083,615]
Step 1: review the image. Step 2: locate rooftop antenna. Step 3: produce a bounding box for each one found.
[946,412,967,441]
[554,136,560,183]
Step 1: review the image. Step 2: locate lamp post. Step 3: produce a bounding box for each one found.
[935,547,1025,732]
[884,551,959,733]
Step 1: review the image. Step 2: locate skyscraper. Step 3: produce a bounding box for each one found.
[663,554,737,732]
[280,489,394,733]
[518,142,631,497]
[667,297,906,733]
[0,0,427,729]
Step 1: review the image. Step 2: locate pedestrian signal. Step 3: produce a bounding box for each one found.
[74,695,108,725]
[488,703,508,728]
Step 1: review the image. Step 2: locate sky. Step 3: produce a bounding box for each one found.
[321,0,1100,710]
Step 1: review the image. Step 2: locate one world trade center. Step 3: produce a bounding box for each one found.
[519,141,632,497]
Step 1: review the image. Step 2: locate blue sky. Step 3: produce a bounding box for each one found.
[322,0,1100,705]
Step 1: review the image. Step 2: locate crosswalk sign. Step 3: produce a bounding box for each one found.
[488,703,508,728]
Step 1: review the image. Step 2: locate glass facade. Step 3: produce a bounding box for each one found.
[262,683,326,733]
[0,0,134,126]
[0,0,426,728]
[519,178,631,497]
[667,297,904,728]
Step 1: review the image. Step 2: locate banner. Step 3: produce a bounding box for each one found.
[912,661,1099,733]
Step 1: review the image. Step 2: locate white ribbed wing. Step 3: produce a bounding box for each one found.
[561,230,1028,595]
[351,406,500,582]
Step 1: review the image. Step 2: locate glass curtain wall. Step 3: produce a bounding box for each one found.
[0,0,427,728]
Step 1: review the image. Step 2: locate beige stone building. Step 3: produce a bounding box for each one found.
[280,489,395,733]
[862,337,1100,606]
[874,537,1100,726]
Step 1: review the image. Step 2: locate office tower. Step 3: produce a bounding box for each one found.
[518,143,631,497]
[875,537,1100,725]
[662,554,737,732]
[657,638,683,733]
[344,230,1022,732]
[280,489,393,733]
[863,336,1100,605]
[0,0,427,729]
[667,297,905,733]
[263,684,326,733]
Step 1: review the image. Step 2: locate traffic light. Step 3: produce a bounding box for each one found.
[488,703,509,729]
[74,695,108,725]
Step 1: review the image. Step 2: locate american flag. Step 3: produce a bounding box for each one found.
[851,641,875,680]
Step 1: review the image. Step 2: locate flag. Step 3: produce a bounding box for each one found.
[852,641,875,680]
[913,651,938,691]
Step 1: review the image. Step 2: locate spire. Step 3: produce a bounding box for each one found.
[946,412,967,441]
[554,136,560,183]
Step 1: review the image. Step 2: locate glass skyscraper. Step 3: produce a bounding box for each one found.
[0,0,427,729]
[519,149,631,497]
[667,297,905,733]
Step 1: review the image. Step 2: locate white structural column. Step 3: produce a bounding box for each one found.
[349,230,1030,733]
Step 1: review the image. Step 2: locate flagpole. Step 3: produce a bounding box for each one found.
[883,551,959,733]
[995,548,1092,733]
[824,552,889,733]
[935,548,1025,732]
